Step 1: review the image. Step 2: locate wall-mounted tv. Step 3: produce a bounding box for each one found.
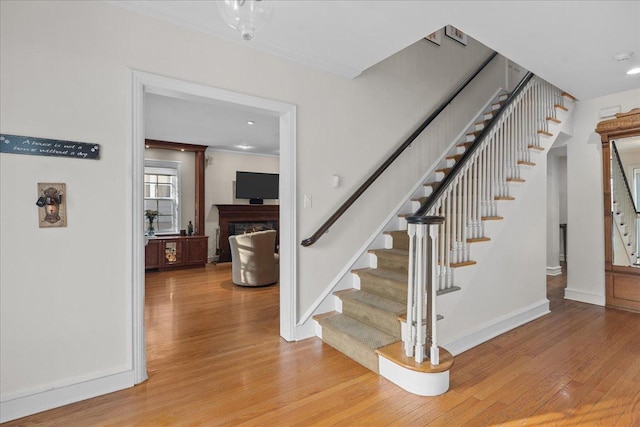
[235,171,279,204]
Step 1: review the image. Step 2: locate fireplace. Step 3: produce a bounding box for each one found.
[228,221,277,236]
[217,204,279,262]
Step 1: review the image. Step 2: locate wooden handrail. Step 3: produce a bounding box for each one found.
[301,51,499,247]
[413,72,535,217]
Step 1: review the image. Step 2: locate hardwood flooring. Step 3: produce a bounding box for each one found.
[5,263,640,426]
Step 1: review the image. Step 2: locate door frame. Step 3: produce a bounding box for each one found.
[130,70,297,383]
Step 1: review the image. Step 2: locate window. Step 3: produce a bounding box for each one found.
[144,160,180,235]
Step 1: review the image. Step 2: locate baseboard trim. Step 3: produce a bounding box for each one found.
[443,299,550,356]
[546,265,562,276]
[0,369,134,423]
[564,288,605,306]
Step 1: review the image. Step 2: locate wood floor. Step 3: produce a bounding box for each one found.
[6,263,640,426]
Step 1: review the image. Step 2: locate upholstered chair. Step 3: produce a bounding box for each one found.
[228,229,279,286]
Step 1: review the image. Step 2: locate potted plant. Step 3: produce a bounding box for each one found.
[145,209,158,236]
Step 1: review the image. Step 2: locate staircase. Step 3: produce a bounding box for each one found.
[314,76,575,396]
[611,141,639,265]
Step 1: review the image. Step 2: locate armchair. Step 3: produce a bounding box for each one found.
[228,229,279,286]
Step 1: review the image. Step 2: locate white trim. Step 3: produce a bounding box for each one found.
[378,358,449,396]
[546,265,562,276]
[130,70,298,394]
[0,370,133,423]
[564,288,605,306]
[443,299,550,356]
[131,71,147,384]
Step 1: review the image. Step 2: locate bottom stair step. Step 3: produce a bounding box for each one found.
[315,312,398,373]
[376,342,454,374]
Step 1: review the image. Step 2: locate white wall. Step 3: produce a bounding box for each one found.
[204,151,279,258]
[144,148,195,232]
[0,1,499,419]
[565,88,640,305]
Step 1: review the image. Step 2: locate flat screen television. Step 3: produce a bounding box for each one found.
[235,171,279,204]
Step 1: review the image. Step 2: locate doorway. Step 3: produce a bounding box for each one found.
[131,71,297,384]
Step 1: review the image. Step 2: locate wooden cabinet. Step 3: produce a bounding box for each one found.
[145,236,208,270]
[145,239,162,269]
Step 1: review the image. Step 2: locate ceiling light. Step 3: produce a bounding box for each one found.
[236,144,252,150]
[218,0,273,41]
[627,67,640,75]
[613,51,634,62]
[247,120,255,125]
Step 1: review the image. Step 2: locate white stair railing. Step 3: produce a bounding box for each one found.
[403,76,567,363]
[415,76,564,293]
[405,215,444,364]
[611,142,639,264]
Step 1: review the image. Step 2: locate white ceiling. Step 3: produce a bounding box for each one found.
[144,92,280,156]
[125,0,640,155]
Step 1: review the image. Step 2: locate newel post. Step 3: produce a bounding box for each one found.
[405,215,445,364]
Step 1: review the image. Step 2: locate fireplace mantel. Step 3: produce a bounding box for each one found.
[216,204,279,263]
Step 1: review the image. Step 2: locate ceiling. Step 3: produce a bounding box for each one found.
[125,0,640,155]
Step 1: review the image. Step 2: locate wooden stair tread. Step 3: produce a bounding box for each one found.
[436,168,452,174]
[537,130,553,137]
[467,237,490,243]
[518,160,536,166]
[451,260,477,268]
[376,342,454,374]
[528,145,545,151]
[561,92,576,101]
[495,196,515,201]
[506,177,526,182]
[554,104,568,111]
[446,154,462,161]
[481,216,503,221]
[546,116,561,124]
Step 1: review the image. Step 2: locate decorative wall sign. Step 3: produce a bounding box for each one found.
[424,30,442,46]
[37,183,67,228]
[0,134,100,160]
[445,25,467,46]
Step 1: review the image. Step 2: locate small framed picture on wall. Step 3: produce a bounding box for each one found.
[445,25,467,46]
[424,30,441,46]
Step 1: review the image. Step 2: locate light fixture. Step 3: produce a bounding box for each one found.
[613,51,634,62]
[627,67,640,75]
[236,144,252,150]
[247,120,255,125]
[218,0,273,41]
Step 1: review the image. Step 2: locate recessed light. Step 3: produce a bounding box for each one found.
[247,120,255,125]
[236,144,251,150]
[627,67,640,75]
